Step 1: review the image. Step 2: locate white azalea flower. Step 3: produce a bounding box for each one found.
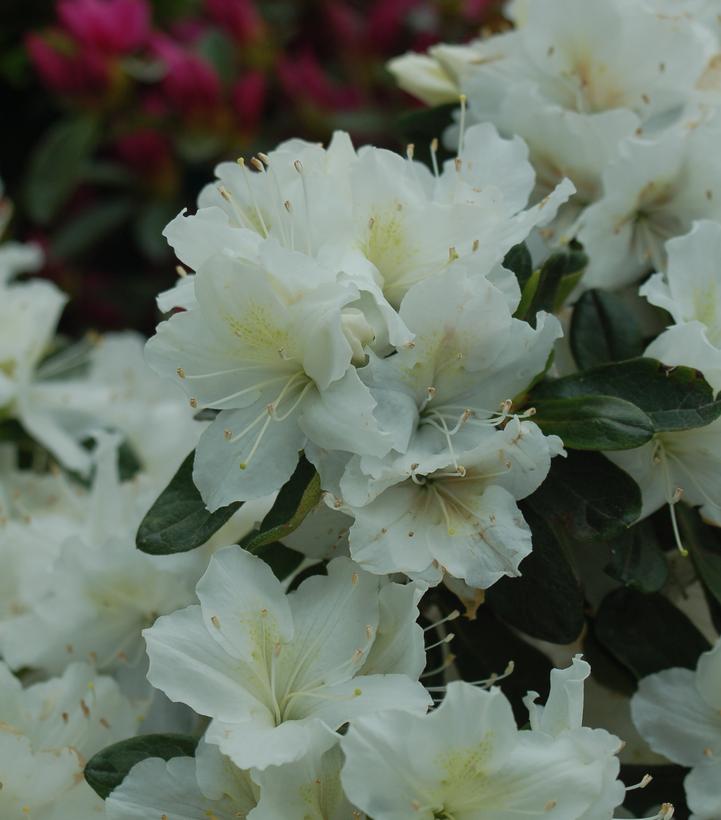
[524,656,627,820]
[0,660,140,820]
[340,664,624,820]
[324,265,563,588]
[146,241,393,510]
[106,740,259,820]
[386,51,462,106]
[606,417,721,533]
[0,275,101,472]
[143,547,431,770]
[161,124,572,315]
[0,437,201,674]
[251,725,361,819]
[631,638,721,819]
[641,221,721,394]
[577,119,721,289]
[81,332,204,483]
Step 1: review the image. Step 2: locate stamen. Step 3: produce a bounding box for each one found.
[420,652,456,679]
[457,94,467,157]
[425,633,455,652]
[293,159,313,254]
[217,185,256,231]
[626,774,653,791]
[430,137,440,178]
[236,157,270,237]
[424,610,460,631]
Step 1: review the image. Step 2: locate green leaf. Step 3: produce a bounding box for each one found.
[136,451,241,555]
[133,201,177,262]
[503,243,533,290]
[254,542,304,581]
[532,357,721,432]
[240,455,321,552]
[196,29,237,84]
[513,267,541,322]
[527,450,642,542]
[516,247,588,323]
[485,510,585,644]
[678,505,721,609]
[532,395,654,450]
[50,198,133,259]
[84,734,198,799]
[570,289,644,370]
[595,588,711,680]
[23,116,99,224]
[605,520,669,594]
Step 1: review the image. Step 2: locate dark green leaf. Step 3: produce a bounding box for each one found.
[23,116,99,224]
[678,505,721,609]
[196,29,236,83]
[532,358,721,432]
[396,103,456,148]
[286,560,327,593]
[133,201,177,262]
[595,588,711,680]
[532,396,654,450]
[436,588,553,725]
[527,450,642,542]
[503,243,532,290]
[136,451,241,555]
[486,510,585,644]
[254,542,304,581]
[605,520,669,593]
[570,289,644,370]
[84,734,198,799]
[582,622,636,696]
[51,198,133,259]
[240,455,321,552]
[516,247,588,323]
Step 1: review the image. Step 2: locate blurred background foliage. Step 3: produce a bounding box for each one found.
[0,0,498,334]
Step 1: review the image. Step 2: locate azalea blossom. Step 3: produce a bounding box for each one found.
[631,637,721,819]
[0,436,201,674]
[340,658,624,820]
[318,264,563,589]
[146,242,392,510]
[606,418,721,536]
[0,660,140,819]
[143,547,431,770]
[641,220,721,394]
[576,117,721,289]
[105,739,259,820]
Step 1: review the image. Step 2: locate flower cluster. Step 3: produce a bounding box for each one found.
[3,0,721,816]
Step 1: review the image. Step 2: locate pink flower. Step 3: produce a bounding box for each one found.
[151,34,222,117]
[230,71,266,131]
[115,129,172,178]
[57,0,151,55]
[366,0,422,52]
[26,32,110,95]
[205,0,263,44]
[278,50,361,110]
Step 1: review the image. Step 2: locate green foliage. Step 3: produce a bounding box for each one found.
[84,733,198,799]
[502,242,533,290]
[514,246,588,323]
[605,520,669,594]
[570,289,645,369]
[595,588,711,680]
[532,358,721,432]
[532,396,654,450]
[527,450,642,542]
[240,455,322,553]
[23,116,99,224]
[486,510,585,643]
[678,505,721,609]
[136,451,241,555]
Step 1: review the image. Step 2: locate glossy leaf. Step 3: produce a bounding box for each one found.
[532,395,654,450]
[570,289,644,370]
[605,520,669,594]
[85,734,198,799]
[136,451,241,555]
[527,450,642,542]
[486,509,585,644]
[532,358,721,432]
[678,505,721,609]
[503,242,533,290]
[595,588,711,680]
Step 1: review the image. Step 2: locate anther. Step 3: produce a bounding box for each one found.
[257,152,271,165]
[406,143,415,160]
[189,398,198,408]
[250,157,264,172]
[224,429,232,440]
[176,367,185,379]
[211,615,221,628]
[176,265,188,278]
[472,239,479,252]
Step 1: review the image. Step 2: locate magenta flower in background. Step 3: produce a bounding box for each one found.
[150,34,222,117]
[57,0,151,55]
[25,32,111,95]
[205,0,263,44]
[230,71,267,131]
